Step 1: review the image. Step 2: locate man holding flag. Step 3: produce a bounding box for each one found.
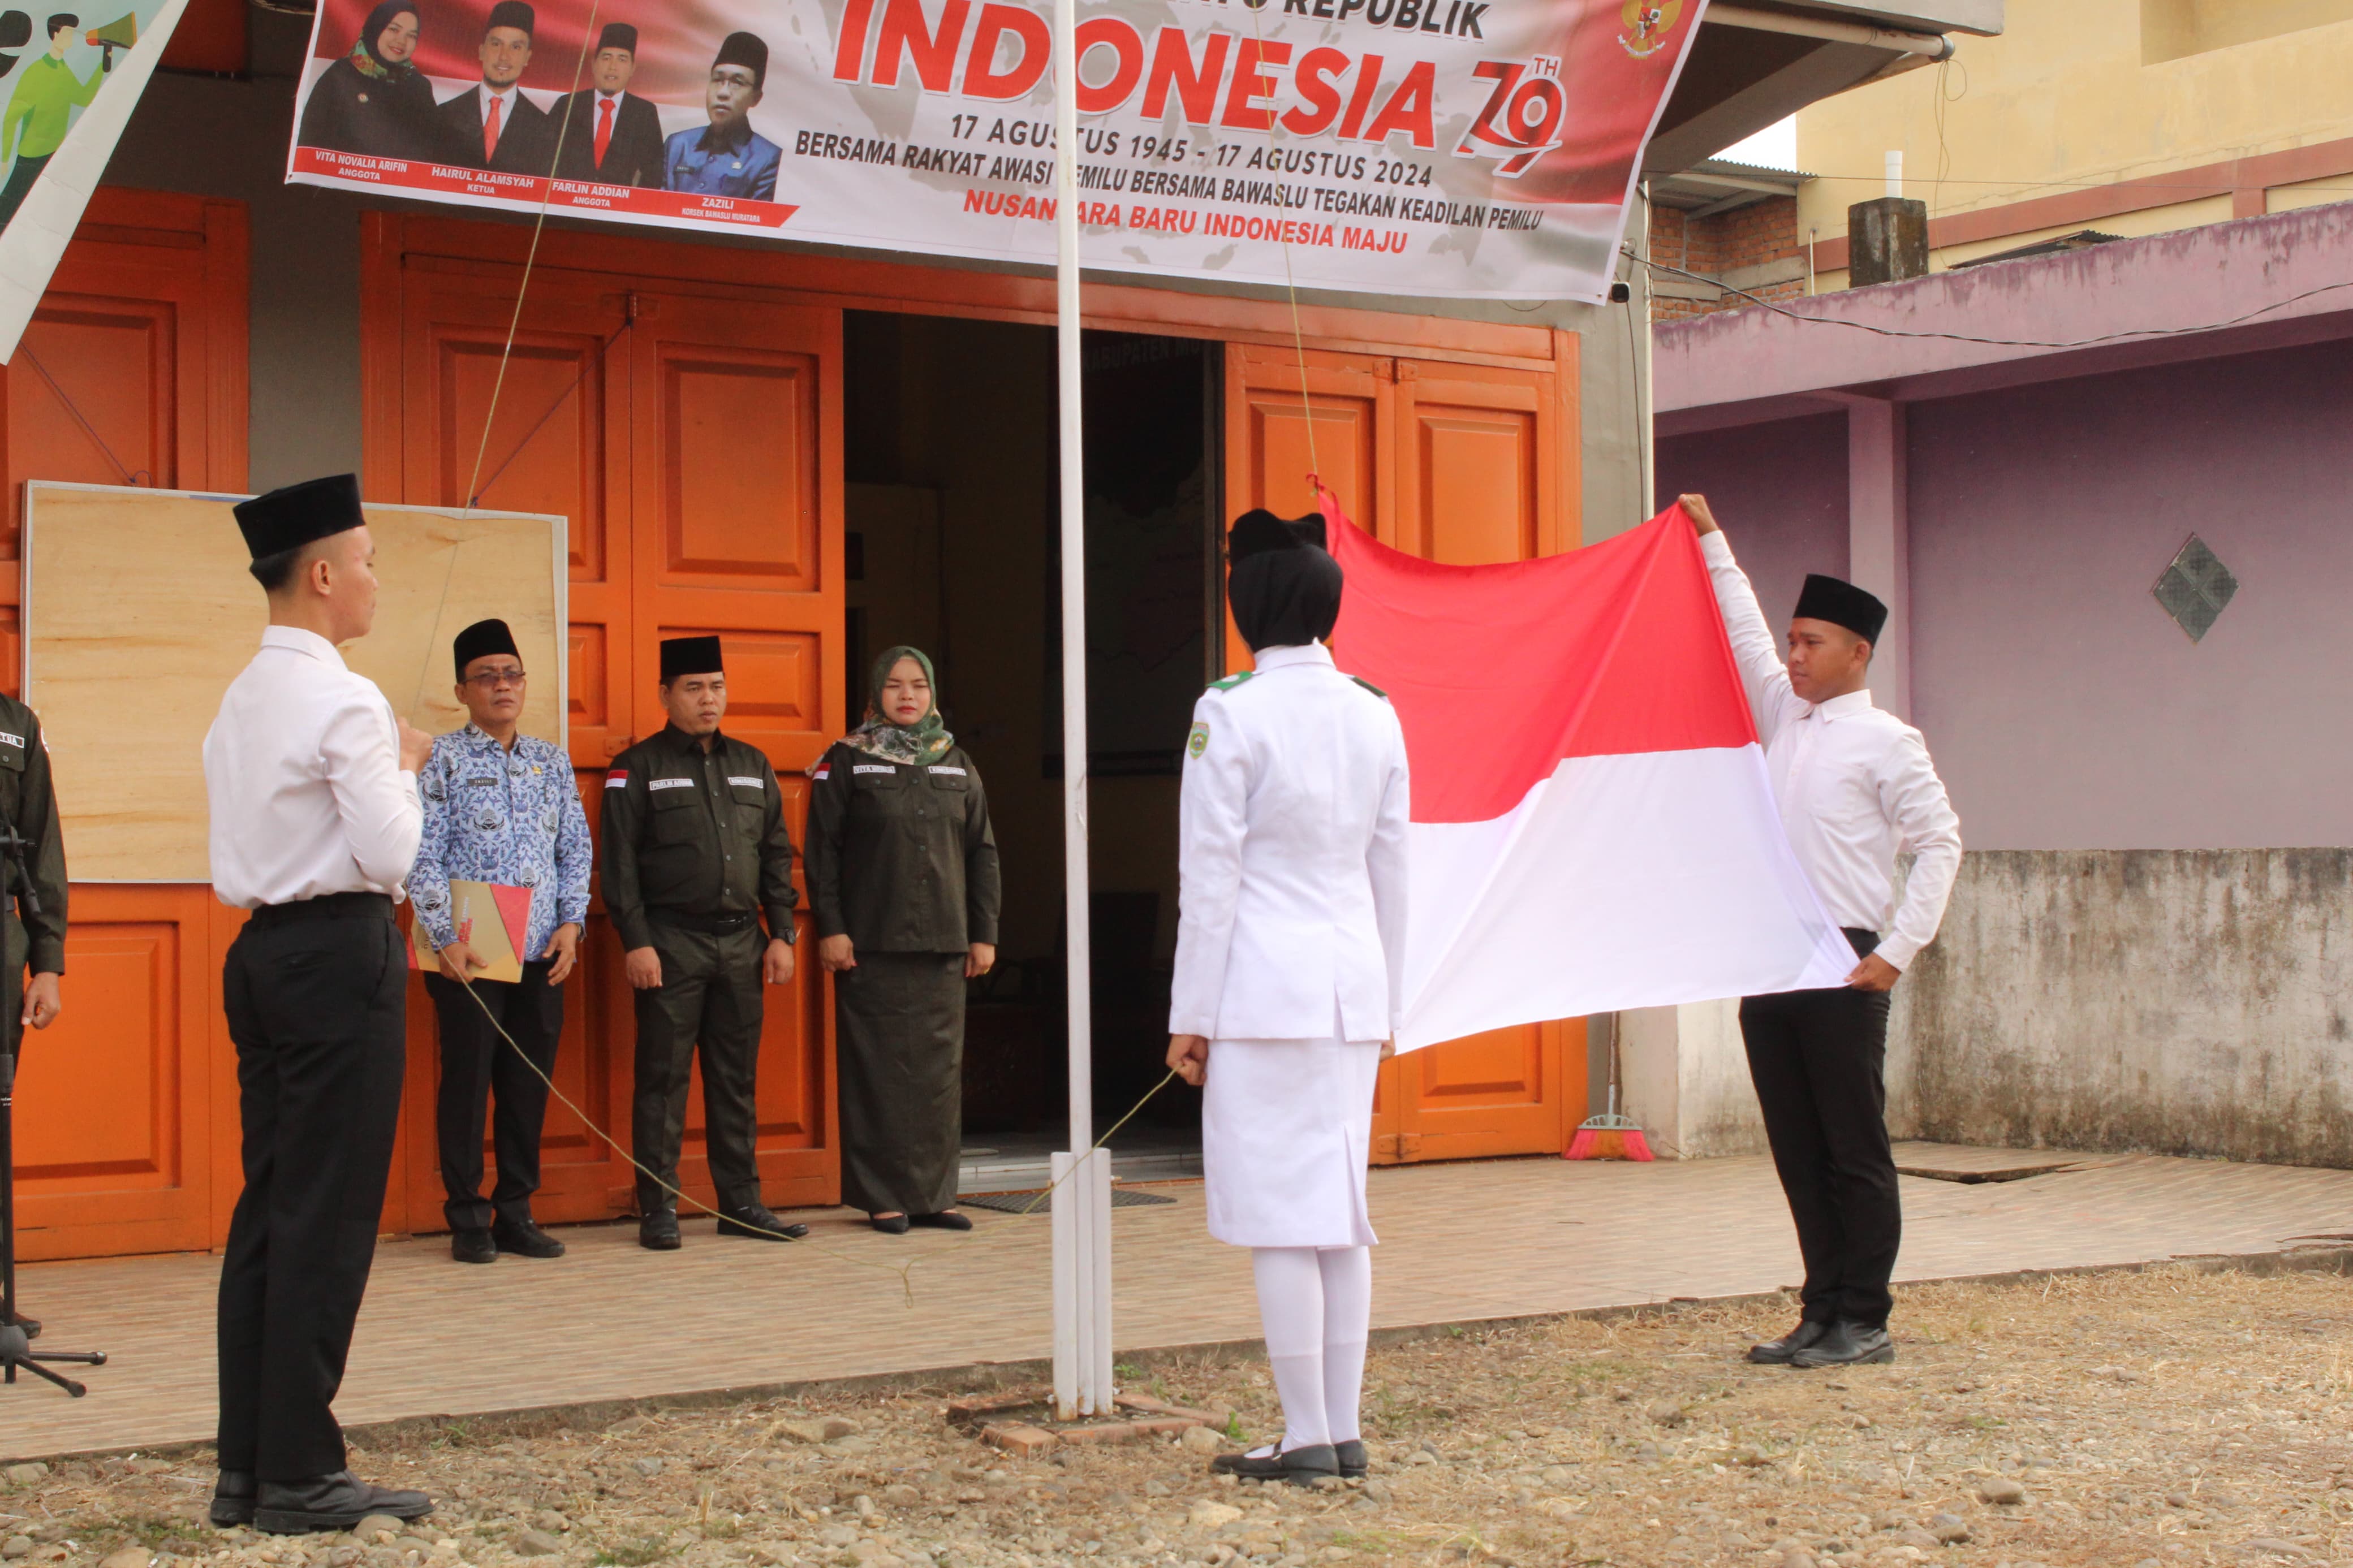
[1682,494,1962,1370]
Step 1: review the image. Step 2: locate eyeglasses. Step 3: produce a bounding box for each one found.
[463,668,528,689]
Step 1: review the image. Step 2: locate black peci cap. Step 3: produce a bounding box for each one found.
[596,20,635,51]
[486,0,533,35]
[1793,573,1889,645]
[454,617,521,679]
[712,28,767,88]
[232,474,365,561]
[660,634,723,682]
[1227,508,1326,562]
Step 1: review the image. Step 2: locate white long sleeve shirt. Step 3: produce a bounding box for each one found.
[1169,641,1411,1042]
[1701,532,1961,972]
[203,625,424,909]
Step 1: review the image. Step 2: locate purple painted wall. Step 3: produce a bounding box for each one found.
[1655,412,1849,634]
[1906,336,2353,850]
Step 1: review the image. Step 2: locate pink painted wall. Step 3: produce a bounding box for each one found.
[1655,412,1849,635]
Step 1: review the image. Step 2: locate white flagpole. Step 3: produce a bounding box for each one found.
[1049,0,1113,1422]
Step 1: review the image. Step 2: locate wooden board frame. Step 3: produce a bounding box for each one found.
[23,480,568,883]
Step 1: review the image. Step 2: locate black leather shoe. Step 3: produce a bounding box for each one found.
[869,1213,911,1234]
[1212,1444,1341,1487]
[717,1203,808,1241]
[910,1211,972,1232]
[1747,1319,1831,1365]
[450,1228,496,1265]
[1790,1320,1895,1368]
[254,1472,432,1534]
[209,1470,257,1527]
[5,1311,38,1341]
[492,1217,566,1259]
[1335,1440,1369,1478]
[639,1210,681,1251]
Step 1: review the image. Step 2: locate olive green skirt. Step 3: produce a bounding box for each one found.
[835,951,967,1216]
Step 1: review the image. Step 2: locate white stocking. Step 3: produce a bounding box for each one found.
[1250,1247,1331,1452]
[1317,1245,1372,1445]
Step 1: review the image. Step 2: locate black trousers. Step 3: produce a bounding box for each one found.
[216,894,406,1481]
[631,923,765,1215]
[426,964,563,1232]
[1740,928,1901,1330]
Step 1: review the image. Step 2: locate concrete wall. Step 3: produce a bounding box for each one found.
[1889,850,2353,1167]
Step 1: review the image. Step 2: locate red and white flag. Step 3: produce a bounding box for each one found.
[1324,498,1856,1053]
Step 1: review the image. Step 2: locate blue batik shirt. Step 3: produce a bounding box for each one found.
[662,122,781,200]
[411,724,592,963]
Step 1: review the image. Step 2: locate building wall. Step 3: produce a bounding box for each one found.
[1654,412,1848,631]
[1649,197,1805,322]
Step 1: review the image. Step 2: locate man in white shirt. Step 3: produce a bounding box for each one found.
[1684,493,1962,1370]
[202,475,436,1533]
[1168,509,1410,1487]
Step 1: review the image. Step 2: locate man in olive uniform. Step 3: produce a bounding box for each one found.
[0,691,67,1340]
[601,636,809,1250]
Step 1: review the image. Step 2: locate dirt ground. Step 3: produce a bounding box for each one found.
[4,1262,2349,1568]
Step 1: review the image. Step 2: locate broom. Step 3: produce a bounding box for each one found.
[1565,1025,1654,1161]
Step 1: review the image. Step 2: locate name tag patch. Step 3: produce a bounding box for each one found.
[928,765,966,776]
[727,775,764,789]
[648,777,695,792]
[0,732,23,749]
[853,764,894,775]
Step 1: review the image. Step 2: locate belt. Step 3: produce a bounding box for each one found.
[651,909,759,936]
[247,891,394,928]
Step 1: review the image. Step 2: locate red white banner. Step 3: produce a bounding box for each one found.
[1325,502,1857,1051]
[284,0,1708,302]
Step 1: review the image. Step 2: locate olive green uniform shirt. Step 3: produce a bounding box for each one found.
[0,694,67,983]
[804,742,999,952]
[599,725,797,951]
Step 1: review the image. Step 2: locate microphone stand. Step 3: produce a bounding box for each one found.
[0,821,104,1396]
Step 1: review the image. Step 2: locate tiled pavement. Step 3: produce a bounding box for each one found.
[6,1144,2352,1462]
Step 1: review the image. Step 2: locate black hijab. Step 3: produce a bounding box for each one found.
[1227,508,1343,653]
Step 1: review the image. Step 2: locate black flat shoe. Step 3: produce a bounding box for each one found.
[253,1472,432,1535]
[1212,1444,1340,1487]
[910,1211,972,1231]
[210,1470,257,1527]
[493,1217,566,1258]
[639,1211,681,1251]
[717,1203,809,1241]
[6,1311,38,1341]
[1789,1320,1895,1368]
[1335,1440,1368,1479]
[869,1213,911,1235]
[450,1228,496,1265]
[1747,1318,1831,1366]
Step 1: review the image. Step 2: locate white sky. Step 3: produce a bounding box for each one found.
[1720,115,1799,170]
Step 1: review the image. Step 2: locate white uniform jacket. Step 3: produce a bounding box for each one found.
[1169,642,1411,1043]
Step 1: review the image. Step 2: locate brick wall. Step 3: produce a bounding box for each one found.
[1649,196,1805,321]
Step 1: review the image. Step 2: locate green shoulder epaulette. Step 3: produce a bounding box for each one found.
[1208,671,1256,692]
[1351,675,1389,699]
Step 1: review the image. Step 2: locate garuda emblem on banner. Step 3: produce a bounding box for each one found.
[1619,1,1686,57]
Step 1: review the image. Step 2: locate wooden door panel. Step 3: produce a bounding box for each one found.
[1410,404,1537,565]
[657,349,821,584]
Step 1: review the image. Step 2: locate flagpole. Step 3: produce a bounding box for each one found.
[1049,0,1113,1422]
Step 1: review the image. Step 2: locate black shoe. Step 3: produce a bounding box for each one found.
[1789,1320,1895,1368]
[1747,1319,1831,1366]
[450,1228,497,1265]
[869,1213,911,1235]
[5,1311,38,1341]
[910,1211,972,1232]
[1212,1444,1341,1487]
[492,1217,566,1259]
[717,1203,808,1241]
[253,1472,433,1535]
[639,1211,680,1251]
[209,1470,257,1527]
[1335,1440,1369,1479]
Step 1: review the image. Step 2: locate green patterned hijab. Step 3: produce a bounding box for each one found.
[837,646,954,768]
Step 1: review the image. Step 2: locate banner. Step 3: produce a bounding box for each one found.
[0,0,188,361]
[285,0,1707,302]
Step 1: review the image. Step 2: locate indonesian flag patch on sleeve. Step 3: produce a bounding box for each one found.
[605,771,628,788]
[813,766,830,780]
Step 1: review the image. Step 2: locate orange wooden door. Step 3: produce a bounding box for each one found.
[6,189,250,1259]
[1222,339,1585,1164]
[626,293,842,1211]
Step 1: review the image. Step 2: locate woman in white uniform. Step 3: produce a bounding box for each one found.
[1167,508,1411,1487]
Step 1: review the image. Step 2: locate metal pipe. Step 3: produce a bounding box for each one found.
[1705,3,1955,61]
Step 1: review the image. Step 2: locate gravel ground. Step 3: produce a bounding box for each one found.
[4,1262,2349,1568]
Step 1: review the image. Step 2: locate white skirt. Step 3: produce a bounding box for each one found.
[1201,1035,1381,1249]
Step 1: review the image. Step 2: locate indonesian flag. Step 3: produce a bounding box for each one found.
[1323,497,1858,1053]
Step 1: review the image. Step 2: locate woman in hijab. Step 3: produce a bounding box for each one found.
[807,648,1002,1234]
[296,0,442,161]
[1167,510,1409,1487]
